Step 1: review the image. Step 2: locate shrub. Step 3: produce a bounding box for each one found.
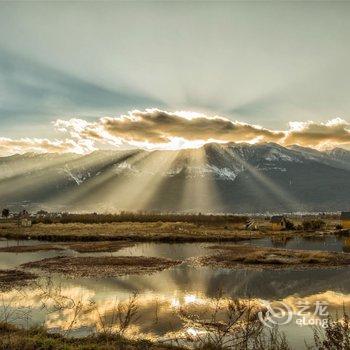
[312,309,350,350]
[285,220,295,230]
[33,212,247,225]
[302,220,326,231]
[1,208,9,218]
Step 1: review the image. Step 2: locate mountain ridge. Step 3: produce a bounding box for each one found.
[1,143,350,213]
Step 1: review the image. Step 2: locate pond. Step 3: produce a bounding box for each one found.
[1,234,350,349]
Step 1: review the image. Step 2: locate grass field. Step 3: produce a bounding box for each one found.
[0,322,177,350]
[0,222,267,242]
[195,244,350,269]
[0,218,341,243]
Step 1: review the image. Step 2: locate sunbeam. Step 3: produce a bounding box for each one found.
[49,150,144,210]
[179,147,222,213]
[222,144,301,212]
[97,150,182,212]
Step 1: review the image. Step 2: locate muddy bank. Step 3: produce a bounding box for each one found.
[0,269,37,290]
[0,241,134,253]
[193,245,350,270]
[21,256,182,277]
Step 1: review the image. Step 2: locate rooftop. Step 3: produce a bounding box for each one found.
[341,212,350,220]
[270,215,286,223]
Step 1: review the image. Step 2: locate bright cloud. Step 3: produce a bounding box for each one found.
[55,109,350,151]
[0,137,95,157]
[1,110,350,156]
[283,117,350,149]
[54,109,284,150]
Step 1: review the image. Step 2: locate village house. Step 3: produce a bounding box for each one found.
[17,209,32,227]
[340,212,350,229]
[270,215,287,231]
[21,218,32,227]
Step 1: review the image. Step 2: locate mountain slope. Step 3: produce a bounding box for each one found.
[1,143,350,213]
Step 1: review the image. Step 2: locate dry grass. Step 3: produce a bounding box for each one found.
[0,217,340,244]
[0,241,134,253]
[194,245,350,269]
[0,322,177,350]
[0,222,267,242]
[1,211,342,245]
[21,256,182,277]
[32,212,247,225]
[0,269,37,291]
[0,244,64,253]
[65,241,134,253]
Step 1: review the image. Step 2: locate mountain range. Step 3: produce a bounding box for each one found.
[1,142,350,213]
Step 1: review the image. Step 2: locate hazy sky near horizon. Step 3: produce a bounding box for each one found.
[1,1,350,153]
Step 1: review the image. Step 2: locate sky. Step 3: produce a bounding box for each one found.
[0,1,350,155]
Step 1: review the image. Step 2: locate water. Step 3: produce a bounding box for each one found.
[249,235,348,252]
[0,238,51,248]
[1,235,350,349]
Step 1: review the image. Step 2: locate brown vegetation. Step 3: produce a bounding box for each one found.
[21,256,182,277]
[65,241,134,253]
[0,241,134,253]
[302,220,326,231]
[0,323,176,350]
[0,222,266,242]
[311,308,350,350]
[0,269,37,291]
[32,212,247,225]
[194,245,350,269]
[0,213,340,243]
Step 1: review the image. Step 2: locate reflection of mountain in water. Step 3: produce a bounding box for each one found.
[1,238,350,350]
[78,264,350,301]
[1,238,349,302]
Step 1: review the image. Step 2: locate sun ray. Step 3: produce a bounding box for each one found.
[179,147,222,213]
[49,150,144,210]
[99,150,182,212]
[62,151,152,211]
[222,146,301,212]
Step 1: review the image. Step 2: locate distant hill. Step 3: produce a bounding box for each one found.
[1,142,350,213]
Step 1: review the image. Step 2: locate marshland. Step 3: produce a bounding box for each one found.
[0,213,350,349]
[2,0,350,348]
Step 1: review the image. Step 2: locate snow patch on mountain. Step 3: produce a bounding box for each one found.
[62,165,85,185]
[185,165,237,180]
[265,148,302,162]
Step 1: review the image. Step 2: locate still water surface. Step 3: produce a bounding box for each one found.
[1,235,350,348]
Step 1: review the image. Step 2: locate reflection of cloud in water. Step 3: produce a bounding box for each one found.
[2,240,350,342]
[3,275,350,341]
[283,291,350,312]
[72,263,350,302]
